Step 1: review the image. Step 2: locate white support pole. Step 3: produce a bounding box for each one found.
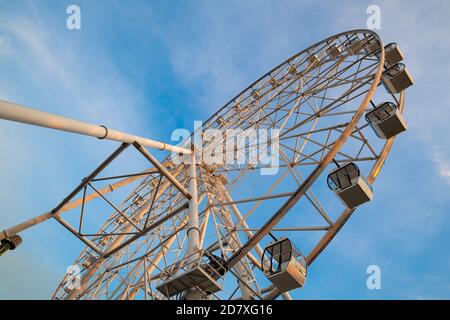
[1,142,130,241]
[0,100,191,155]
[0,166,160,241]
[184,149,202,300]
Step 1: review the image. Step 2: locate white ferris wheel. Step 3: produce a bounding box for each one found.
[0,29,413,300]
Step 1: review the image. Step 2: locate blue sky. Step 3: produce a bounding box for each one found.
[0,0,450,299]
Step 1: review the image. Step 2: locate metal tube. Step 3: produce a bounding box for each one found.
[133,142,191,199]
[233,285,274,300]
[198,209,210,248]
[236,226,330,232]
[209,192,293,207]
[143,258,148,301]
[104,201,189,258]
[0,167,157,241]
[0,143,130,241]
[53,216,103,256]
[65,165,187,299]
[263,288,281,300]
[223,191,265,258]
[0,100,191,155]
[187,152,200,259]
[222,195,261,300]
[127,216,188,300]
[53,143,130,213]
[223,49,383,271]
[184,150,201,300]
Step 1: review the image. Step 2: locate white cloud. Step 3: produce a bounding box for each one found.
[155,0,328,113]
[431,147,450,182]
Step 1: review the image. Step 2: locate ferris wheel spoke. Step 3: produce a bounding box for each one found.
[278,149,334,226]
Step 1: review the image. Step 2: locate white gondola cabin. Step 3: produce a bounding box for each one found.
[308,54,320,66]
[262,238,307,292]
[366,102,407,139]
[346,38,362,55]
[82,254,97,269]
[383,43,404,67]
[156,250,224,298]
[327,163,373,208]
[364,37,381,56]
[382,63,414,94]
[326,44,341,59]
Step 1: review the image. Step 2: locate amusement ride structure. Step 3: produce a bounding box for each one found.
[0,30,413,300]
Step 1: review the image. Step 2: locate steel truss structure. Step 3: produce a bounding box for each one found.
[0,29,409,300]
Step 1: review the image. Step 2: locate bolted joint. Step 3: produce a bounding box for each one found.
[3,234,22,250]
[0,234,23,256]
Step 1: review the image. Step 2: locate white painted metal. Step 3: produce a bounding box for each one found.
[326,44,341,59]
[0,100,191,155]
[382,63,414,94]
[327,163,373,209]
[184,150,203,299]
[364,36,381,56]
[262,238,307,292]
[384,43,404,67]
[366,102,408,139]
[346,38,362,54]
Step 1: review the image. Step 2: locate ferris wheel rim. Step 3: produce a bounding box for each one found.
[218,28,386,269]
[203,29,383,127]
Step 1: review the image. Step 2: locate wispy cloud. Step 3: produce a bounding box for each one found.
[1,17,147,133]
[154,0,332,113]
[0,2,154,298]
[431,147,450,182]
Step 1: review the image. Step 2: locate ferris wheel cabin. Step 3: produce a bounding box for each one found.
[346,38,363,55]
[156,250,225,298]
[327,163,373,209]
[364,36,381,56]
[382,63,414,94]
[308,54,320,66]
[262,238,307,292]
[366,102,408,139]
[326,44,341,60]
[383,43,404,67]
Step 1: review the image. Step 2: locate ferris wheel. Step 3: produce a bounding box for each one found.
[0,29,413,300]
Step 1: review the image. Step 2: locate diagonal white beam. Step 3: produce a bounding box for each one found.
[0,99,191,155]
